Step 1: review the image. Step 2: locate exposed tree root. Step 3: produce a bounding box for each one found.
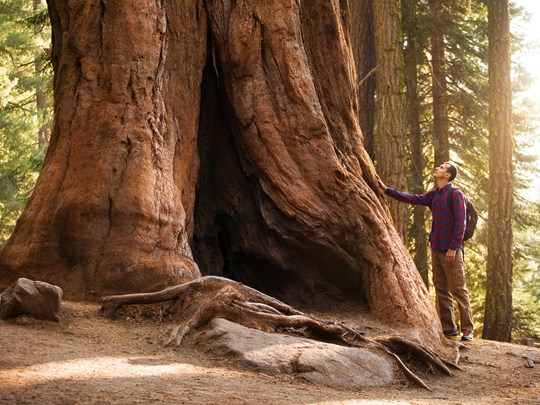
[376,336,462,376]
[381,347,433,391]
[102,276,458,390]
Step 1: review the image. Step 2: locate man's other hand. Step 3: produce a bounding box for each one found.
[446,249,456,262]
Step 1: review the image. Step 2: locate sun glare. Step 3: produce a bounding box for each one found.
[512,0,540,202]
[0,356,203,388]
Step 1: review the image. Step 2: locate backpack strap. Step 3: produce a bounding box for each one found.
[446,187,455,213]
[446,187,467,253]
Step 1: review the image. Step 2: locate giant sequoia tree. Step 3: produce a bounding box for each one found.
[0,0,453,363]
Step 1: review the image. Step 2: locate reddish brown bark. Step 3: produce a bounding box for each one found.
[0,0,207,298]
[483,0,513,342]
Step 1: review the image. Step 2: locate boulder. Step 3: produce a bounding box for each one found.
[198,318,394,389]
[0,278,63,321]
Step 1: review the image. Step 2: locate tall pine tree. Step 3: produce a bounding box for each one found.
[483,0,513,342]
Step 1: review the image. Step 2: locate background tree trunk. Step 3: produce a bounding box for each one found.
[372,0,408,242]
[0,0,442,342]
[402,0,429,287]
[349,0,376,160]
[429,0,450,166]
[34,0,49,150]
[483,0,513,342]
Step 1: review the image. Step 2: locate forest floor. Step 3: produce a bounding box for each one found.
[0,301,539,405]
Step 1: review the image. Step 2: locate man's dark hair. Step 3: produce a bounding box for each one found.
[445,162,458,182]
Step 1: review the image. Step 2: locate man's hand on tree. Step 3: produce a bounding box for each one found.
[376,175,388,192]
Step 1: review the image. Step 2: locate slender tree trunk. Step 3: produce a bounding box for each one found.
[429,0,449,166]
[402,0,429,287]
[483,0,513,342]
[372,0,408,242]
[349,0,376,160]
[34,0,49,149]
[35,86,48,149]
[0,0,443,343]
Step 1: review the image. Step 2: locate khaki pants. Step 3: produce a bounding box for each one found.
[432,249,474,334]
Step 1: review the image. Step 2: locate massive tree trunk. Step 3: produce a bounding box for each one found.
[0,0,442,342]
[372,0,408,242]
[402,0,429,287]
[0,0,207,297]
[483,0,513,342]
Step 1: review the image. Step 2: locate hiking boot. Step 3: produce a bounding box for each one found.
[461,330,473,341]
[445,331,460,340]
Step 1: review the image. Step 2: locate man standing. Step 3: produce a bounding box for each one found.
[377,162,474,341]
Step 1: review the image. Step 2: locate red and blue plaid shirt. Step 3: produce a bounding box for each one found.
[385,183,466,251]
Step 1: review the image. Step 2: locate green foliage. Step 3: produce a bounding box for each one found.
[512,285,540,340]
[0,0,51,245]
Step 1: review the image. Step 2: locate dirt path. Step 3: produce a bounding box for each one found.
[1,302,539,404]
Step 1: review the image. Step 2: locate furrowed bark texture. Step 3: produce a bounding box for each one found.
[0,0,207,298]
[402,0,429,287]
[1,0,442,341]
[429,0,450,166]
[483,0,513,342]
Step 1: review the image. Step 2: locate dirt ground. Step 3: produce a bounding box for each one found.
[0,301,539,405]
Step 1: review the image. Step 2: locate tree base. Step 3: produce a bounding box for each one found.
[101,276,460,390]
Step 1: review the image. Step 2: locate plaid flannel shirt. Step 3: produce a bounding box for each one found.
[385,183,466,251]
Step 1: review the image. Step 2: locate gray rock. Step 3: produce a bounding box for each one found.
[0,278,63,321]
[198,318,393,389]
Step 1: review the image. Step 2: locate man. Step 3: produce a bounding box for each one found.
[377,162,474,341]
